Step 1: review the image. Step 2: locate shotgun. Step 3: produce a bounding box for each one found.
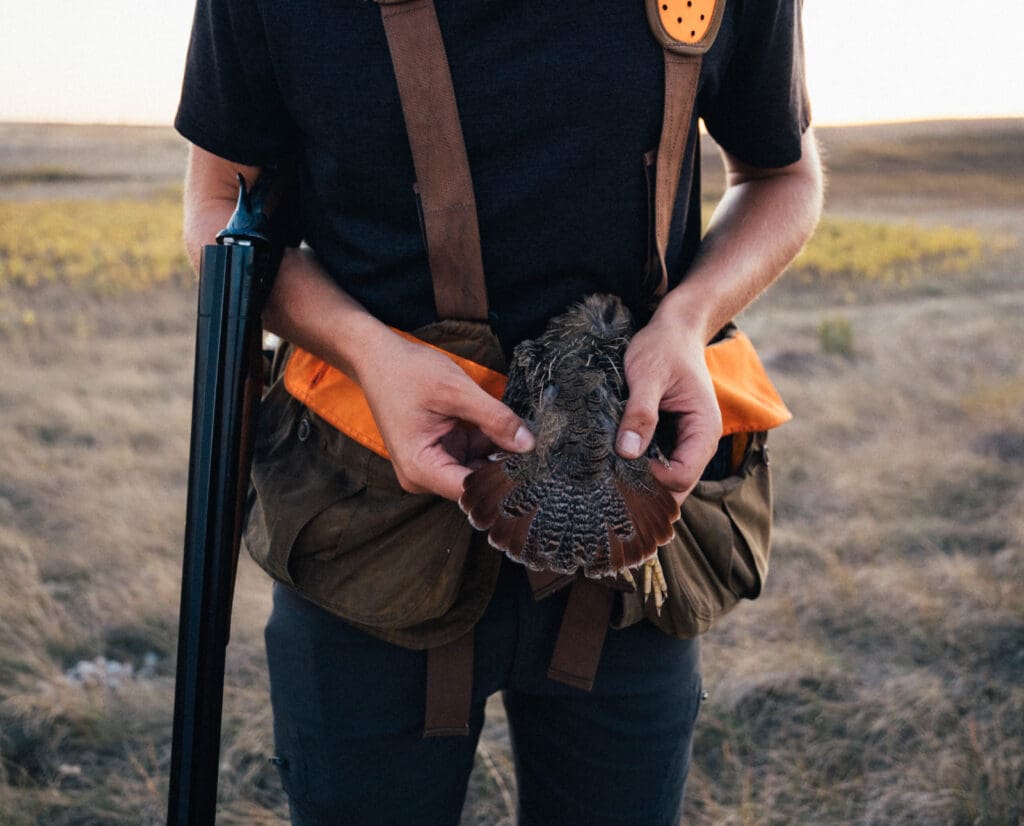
[167,171,280,826]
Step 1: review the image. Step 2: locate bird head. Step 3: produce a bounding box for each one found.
[559,294,634,341]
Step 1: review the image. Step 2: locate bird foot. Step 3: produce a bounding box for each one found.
[634,557,667,615]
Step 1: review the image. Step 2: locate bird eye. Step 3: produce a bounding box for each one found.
[542,384,559,403]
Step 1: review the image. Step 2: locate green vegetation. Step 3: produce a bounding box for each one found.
[0,197,191,294]
[791,218,1001,285]
[1,199,1013,299]
[817,315,855,357]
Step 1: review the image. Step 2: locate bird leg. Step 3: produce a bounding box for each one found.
[637,556,667,615]
[644,556,668,614]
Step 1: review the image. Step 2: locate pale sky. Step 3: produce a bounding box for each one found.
[1,1,1022,126]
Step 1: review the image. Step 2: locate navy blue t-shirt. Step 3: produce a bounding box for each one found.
[176,0,810,352]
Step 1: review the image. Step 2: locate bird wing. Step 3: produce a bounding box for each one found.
[502,339,542,420]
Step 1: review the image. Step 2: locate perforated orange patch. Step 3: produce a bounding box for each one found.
[657,0,717,44]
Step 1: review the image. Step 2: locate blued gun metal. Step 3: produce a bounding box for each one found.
[168,171,279,826]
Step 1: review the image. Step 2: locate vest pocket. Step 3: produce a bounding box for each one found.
[285,427,475,630]
[244,380,368,589]
[244,320,506,636]
[245,384,474,630]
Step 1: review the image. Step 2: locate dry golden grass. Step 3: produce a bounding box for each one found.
[792,218,1000,284]
[0,119,1022,825]
[0,197,190,294]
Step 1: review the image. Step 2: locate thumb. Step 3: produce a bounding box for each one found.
[616,383,662,459]
[451,384,535,454]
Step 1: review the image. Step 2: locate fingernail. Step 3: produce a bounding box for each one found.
[618,430,642,457]
[514,425,535,451]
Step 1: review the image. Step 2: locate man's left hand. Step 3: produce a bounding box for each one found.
[615,308,721,504]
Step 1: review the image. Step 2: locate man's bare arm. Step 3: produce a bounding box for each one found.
[183,144,533,501]
[617,128,824,500]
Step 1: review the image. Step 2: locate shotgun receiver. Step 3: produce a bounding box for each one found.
[168,171,280,826]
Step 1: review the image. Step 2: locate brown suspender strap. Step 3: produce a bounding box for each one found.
[378,0,484,737]
[653,53,702,298]
[423,627,475,737]
[379,0,489,321]
[546,579,616,692]
[646,0,726,295]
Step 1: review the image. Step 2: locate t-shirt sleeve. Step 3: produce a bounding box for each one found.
[174,0,298,166]
[701,0,812,169]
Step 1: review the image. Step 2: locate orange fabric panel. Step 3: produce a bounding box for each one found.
[729,431,751,473]
[705,330,792,437]
[284,327,789,460]
[283,329,507,461]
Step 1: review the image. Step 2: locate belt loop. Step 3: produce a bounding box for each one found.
[546,579,615,692]
[423,628,475,737]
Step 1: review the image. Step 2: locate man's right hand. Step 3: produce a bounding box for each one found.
[354,329,535,501]
[183,143,535,503]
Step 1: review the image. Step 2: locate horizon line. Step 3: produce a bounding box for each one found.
[2,113,1022,131]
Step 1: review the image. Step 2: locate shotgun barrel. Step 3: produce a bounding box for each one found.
[168,172,278,826]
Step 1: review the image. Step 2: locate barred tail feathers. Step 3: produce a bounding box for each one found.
[460,457,679,578]
[458,458,514,532]
[612,477,679,568]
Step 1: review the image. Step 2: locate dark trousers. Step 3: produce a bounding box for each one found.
[265,558,702,826]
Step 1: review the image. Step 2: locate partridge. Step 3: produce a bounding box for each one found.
[459,294,679,609]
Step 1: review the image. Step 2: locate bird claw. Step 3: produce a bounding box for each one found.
[647,443,672,470]
[634,557,667,615]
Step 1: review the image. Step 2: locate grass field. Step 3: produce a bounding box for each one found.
[0,119,1021,825]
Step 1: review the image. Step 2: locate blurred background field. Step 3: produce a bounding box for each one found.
[0,118,1022,825]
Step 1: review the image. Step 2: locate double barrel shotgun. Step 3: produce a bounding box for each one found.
[167,171,281,826]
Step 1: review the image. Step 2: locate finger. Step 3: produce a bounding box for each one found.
[616,382,663,459]
[650,416,721,496]
[465,428,498,462]
[440,428,471,465]
[452,388,534,454]
[429,464,472,502]
[398,454,472,502]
